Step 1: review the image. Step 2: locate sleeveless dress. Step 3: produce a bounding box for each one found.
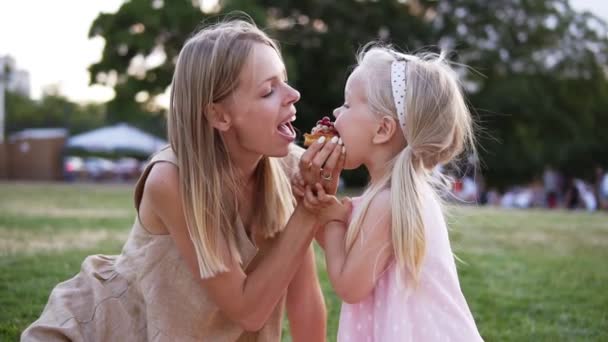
[22,145,302,342]
[337,191,483,342]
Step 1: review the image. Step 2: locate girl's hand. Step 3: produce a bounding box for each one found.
[303,183,352,226]
[299,136,345,195]
[291,170,306,203]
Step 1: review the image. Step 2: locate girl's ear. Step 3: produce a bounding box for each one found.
[207,103,232,132]
[372,115,399,144]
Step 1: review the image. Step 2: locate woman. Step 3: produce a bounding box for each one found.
[22,19,344,341]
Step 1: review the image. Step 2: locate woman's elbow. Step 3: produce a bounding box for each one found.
[222,305,268,332]
[238,315,266,332]
[237,305,278,332]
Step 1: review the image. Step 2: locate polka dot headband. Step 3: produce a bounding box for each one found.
[391,59,408,136]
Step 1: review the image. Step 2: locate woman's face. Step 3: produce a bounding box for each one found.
[333,68,377,170]
[219,43,300,158]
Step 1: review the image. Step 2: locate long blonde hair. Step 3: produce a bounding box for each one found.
[346,45,475,284]
[168,19,295,278]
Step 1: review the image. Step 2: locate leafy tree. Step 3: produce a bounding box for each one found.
[5,90,106,135]
[430,0,608,187]
[88,0,608,187]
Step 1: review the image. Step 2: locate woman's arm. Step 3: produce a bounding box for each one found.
[324,191,393,304]
[145,163,320,331]
[286,245,326,342]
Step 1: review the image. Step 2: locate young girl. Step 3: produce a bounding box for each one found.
[294,45,484,341]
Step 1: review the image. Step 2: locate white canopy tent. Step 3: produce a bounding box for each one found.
[67,123,167,155]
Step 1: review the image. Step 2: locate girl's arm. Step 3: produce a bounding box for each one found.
[145,163,320,332]
[286,245,327,341]
[324,190,393,304]
[292,174,328,250]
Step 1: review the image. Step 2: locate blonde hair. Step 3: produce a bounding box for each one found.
[168,19,294,278]
[346,45,475,284]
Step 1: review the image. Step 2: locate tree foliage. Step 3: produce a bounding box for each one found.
[88,0,608,187]
[5,90,106,136]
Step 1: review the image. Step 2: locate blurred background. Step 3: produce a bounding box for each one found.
[1,1,607,340]
[1,0,607,211]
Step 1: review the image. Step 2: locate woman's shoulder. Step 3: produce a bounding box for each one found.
[285,143,304,163]
[144,162,181,208]
[277,143,304,176]
[134,147,179,212]
[138,161,181,234]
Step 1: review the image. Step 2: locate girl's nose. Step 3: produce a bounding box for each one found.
[333,107,341,119]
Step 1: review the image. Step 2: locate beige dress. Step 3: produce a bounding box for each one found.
[22,145,303,342]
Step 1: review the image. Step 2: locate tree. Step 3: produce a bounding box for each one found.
[430,0,608,187]
[89,0,608,187]
[5,90,106,135]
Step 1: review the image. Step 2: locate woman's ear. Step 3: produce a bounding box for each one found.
[372,115,399,144]
[207,103,232,132]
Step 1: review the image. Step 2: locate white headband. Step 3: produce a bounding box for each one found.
[390,60,407,136]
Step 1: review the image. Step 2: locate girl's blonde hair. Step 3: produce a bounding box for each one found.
[168,19,294,278]
[346,45,475,284]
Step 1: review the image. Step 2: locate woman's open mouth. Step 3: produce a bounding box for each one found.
[277,117,296,142]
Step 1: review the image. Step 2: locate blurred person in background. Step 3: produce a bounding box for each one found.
[543,164,561,209]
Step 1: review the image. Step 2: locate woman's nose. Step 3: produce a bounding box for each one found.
[285,84,300,105]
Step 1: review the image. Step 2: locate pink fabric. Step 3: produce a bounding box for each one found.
[337,192,483,341]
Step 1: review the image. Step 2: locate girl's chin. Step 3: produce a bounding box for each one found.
[343,160,360,171]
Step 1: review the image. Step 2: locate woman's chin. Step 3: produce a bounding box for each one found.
[263,143,291,158]
[270,147,291,158]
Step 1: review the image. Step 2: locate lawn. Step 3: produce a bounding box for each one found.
[1,182,607,341]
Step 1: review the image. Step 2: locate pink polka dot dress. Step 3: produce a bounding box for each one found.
[337,191,483,342]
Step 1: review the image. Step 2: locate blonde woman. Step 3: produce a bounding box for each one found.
[22,20,347,341]
[294,45,484,341]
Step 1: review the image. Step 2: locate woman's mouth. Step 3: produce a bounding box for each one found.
[277,118,296,142]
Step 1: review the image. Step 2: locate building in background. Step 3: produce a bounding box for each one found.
[5,128,67,181]
[1,55,31,150]
[0,55,31,97]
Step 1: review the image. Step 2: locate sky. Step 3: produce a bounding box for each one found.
[0,0,607,103]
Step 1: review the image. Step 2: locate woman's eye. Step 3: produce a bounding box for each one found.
[262,89,274,98]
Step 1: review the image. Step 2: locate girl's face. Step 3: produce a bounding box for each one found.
[219,43,300,158]
[333,68,378,170]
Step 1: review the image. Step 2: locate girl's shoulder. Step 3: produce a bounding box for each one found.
[353,189,392,230]
[356,188,391,210]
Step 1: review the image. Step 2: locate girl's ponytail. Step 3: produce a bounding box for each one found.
[391,145,427,284]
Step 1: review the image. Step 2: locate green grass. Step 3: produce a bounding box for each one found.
[1,182,607,341]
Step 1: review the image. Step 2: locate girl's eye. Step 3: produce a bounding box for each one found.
[343,103,350,109]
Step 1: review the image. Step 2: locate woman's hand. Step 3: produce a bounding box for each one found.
[299,136,345,195]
